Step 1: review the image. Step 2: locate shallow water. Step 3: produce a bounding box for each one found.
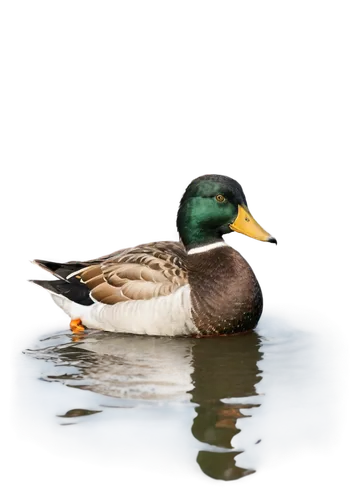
[11,308,345,482]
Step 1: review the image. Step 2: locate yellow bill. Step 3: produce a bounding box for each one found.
[229,205,277,243]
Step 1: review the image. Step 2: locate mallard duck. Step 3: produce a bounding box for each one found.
[32,174,276,336]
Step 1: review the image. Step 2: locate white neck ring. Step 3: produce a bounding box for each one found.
[187,241,227,255]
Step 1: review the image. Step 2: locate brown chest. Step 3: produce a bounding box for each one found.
[187,247,263,335]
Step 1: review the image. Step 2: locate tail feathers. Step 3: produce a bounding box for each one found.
[30,279,94,306]
[32,259,86,281]
[28,279,72,319]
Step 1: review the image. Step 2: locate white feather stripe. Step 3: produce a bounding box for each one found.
[66,268,85,280]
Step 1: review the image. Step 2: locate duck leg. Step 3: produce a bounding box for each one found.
[70,318,85,333]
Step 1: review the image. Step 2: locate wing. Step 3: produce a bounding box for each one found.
[77,241,189,305]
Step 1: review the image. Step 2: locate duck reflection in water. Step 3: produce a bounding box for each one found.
[12,309,344,481]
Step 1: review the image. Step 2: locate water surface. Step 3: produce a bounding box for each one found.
[11,308,345,482]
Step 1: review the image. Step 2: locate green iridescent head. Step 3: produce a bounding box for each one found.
[176,174,276,250]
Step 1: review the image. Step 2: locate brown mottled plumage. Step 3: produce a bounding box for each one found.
[33,241,263,335]
[78,242,188,304]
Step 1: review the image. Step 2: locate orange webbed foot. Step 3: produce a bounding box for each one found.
[70,318,86,333]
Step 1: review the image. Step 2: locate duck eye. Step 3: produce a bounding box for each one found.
[215,194,226,203]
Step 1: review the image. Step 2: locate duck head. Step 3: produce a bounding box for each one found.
[177,174,276,251]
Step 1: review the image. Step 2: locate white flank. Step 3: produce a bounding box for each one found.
[51,284,198,336]
[187,241,227,255]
